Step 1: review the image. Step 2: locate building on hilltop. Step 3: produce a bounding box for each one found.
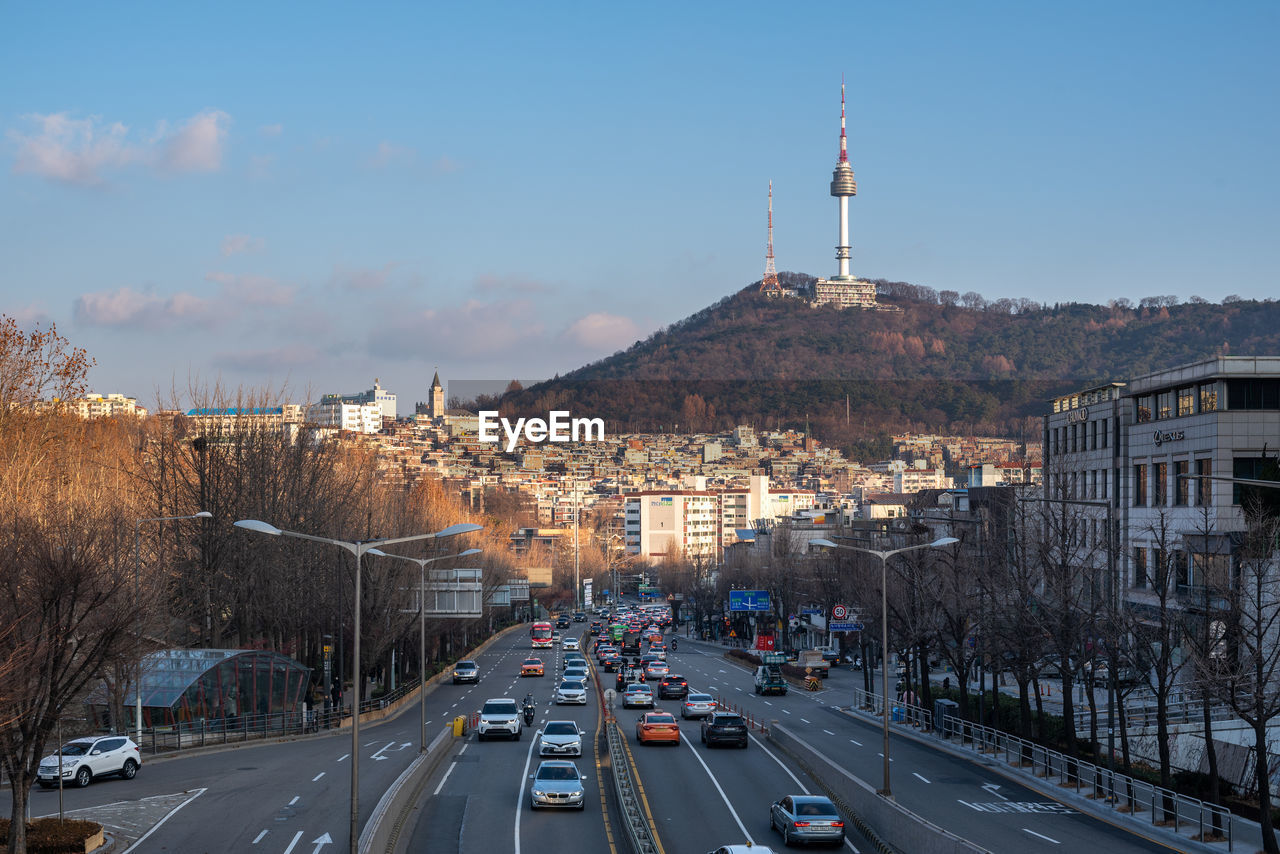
[69,392,148,419]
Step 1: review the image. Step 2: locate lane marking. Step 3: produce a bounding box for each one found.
[120,787,208,854]
[823,729,835,735]
[763,700,773,706]
[680,730,752,842]
[913,773,931,784]
[513,726,540,854]
[288,795,300,806]
[312,772,325,781]
[800,718,811,724]
[458,742,468,754]
[281,830,304,854]
[877,753,894,762]
[849,739,862,746]
[433,761,458,796]
[337,754,350,762]
[1023,829,1060,844]
[782,709,791,715]
[252,830,268,844]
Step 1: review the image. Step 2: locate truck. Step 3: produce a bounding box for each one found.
[754,655,788,695]
[621,630,642,658]
[797,650,830,678]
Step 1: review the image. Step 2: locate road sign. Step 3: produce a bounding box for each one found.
[831,604,849,620]
[828,621,863,632]
[729,590,771,612]
[801,607,823,616]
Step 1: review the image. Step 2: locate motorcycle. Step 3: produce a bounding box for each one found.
[522,694,536,726]
[670,638,678,652]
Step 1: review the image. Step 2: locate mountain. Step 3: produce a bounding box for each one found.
[492,281,1280,455]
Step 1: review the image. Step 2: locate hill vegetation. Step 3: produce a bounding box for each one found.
[487,278,1280,458]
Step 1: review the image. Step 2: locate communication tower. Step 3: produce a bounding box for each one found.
[759,181,781,294]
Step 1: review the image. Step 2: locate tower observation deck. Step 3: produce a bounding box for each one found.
[812,80,876,310]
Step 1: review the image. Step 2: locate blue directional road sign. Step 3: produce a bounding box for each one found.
[828,621,864,632]
[729,589,771,613]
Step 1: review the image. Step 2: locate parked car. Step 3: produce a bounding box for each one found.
[37,736,141,789]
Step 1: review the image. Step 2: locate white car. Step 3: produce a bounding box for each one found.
[540,720,583,756]
[477,698,522,741]
[681,693,717,719]
[556,679,588,705]
[562,637,580,651]
[38,735,141,788]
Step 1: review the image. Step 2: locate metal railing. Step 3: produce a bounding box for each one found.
[606,719,660,854]
[843,684,1234,851]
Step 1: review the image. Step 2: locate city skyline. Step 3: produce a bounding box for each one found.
[2,2,1278,411]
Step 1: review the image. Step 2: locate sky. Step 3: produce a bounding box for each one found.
[2,2,1277,413]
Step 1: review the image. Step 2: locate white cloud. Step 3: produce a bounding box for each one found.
[371,298,545,360]
[220,234,266,256]
[561,312,641,351]
[8,110,231,186]
[205,272,294,306]
[161,110,230,172]
[367,141,415,168]
[74,286,218,329]
[259,123,283,137]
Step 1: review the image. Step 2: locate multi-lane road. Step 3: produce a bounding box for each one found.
[7,624,1189,853]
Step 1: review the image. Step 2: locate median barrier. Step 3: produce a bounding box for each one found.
[768,723,985,854]
[359,725,454,854]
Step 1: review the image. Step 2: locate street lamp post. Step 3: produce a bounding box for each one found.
[233,519,481,854]
[134,512,211,745]
[366,547,482,751]
[812,536,957,798]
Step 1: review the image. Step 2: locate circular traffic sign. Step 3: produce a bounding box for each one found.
[832,604,848,620]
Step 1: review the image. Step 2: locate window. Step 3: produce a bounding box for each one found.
[1156,390,1173,420]
[1195,458,1212,506]
[1136,396,1152,423]
[1177,386,1195,417]
[1090,469,1099,500]
[1234,457,1272,504]
[1174,460,1189,505]
[1100,417,1109,449]
[1199,383,1218,413]
[1090,420,1098,450]
[1132,547,1148,588]
[1227,379,1280,410]
[1154,462,1168,505]
[1134,464,1147,506]
[1070,424,1078,453]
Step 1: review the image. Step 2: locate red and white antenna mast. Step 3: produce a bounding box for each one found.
[760,180,781,293]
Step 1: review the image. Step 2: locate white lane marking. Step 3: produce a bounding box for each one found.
[849,739,862,746]
[281,830,304,854]
[459,742,468,754]
[288,795,300,805]
[800,718,811,724]
[877,753,894,761]
[1023,829,1060,844]
[514,727,541,854]
[120,788,208,854]
[823,729,835,735]
[782,709,791,715]
[370,741,397,761]
[718,669,727,673]
[681,732,753,842]
[913,773,931,784]
[337,754,350,762]
[252,830,268,844]
[734,687,743,692]
[312,772,325,781]
[434,761,458,796]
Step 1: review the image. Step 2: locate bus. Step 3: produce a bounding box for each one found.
[609,623,626,644]
[531,621,554,649]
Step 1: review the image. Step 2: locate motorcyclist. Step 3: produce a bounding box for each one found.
[522,693,535,726]
[670,637,678,652]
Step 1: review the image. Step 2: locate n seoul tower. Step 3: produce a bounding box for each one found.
[829,79,858,280]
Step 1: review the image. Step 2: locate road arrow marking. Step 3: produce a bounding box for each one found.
[982,783,1008,800]
[370,741,397,761]
[311,832,333,853]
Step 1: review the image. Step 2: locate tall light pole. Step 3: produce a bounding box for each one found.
[234,519,482,854]
[367,547,482,751]
[812,536,957,798]
[135,512,211,745]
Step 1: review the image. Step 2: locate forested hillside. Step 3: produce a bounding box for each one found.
[491,280,1280,454]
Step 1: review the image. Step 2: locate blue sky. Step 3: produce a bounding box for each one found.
[2,2,1277,412]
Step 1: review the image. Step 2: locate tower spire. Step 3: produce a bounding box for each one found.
[760,180,780,293]
[839,77,848,163]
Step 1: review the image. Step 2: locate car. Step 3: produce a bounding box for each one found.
[657,674,689,700]
[562,637,580,651]
[476,698,522,741]
[644,661,670,679]
[701,712,748,748]
[681,693,716,719]
[706,847,780,854]
[529,759,587,810]
[602,653,622,672]
[555,615,571,629]
[564,653,588,667]
[769,795,845,847]
[555,679,588,705]
[539,720,583,756]
[563,666,590,684]
[635,711,680,745]
[37,735,141,789]
[521,658,545,677]
[551,631,562,644]
[452,660,480,684]
[573,611,586,622]
[622,683,654,709]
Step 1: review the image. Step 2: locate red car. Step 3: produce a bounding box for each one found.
[635,711,680,745]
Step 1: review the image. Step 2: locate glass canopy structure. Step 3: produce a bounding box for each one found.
[88,649,312,730]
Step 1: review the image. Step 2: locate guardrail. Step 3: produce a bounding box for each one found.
[606,719,661,854]
[843,684,1233,850]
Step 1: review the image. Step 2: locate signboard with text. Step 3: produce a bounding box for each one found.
[729,590,771,612]
[828,621,864,632]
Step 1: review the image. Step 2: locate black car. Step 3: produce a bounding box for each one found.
[657,674,689,700]
[555,615,571,629]
[701,712,748,748]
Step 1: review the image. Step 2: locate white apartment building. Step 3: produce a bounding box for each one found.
[624,491,718,562]
[306,399,383,434]
[72,393,147,419]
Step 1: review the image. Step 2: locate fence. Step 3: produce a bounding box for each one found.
[847,682,1234,851]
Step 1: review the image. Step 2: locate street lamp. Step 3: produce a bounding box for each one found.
[366,547,482,751]
[811,536,957,798]
[233,519,482,854]
[135,512,211,745]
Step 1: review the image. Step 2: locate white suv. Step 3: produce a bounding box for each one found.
[476,698,522,741]
[38,735,141,788]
